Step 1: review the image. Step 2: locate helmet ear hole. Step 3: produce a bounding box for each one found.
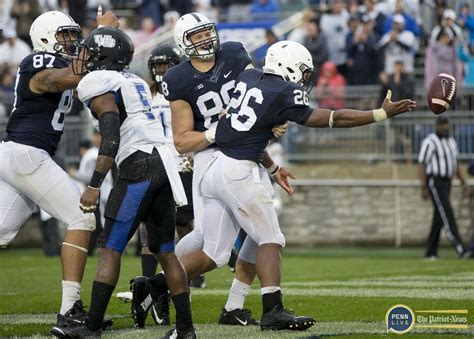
[41,38,48,44]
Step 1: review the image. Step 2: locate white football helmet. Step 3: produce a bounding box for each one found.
[30,11,82,59]
[174,12,220,60]
[263,40,314,92]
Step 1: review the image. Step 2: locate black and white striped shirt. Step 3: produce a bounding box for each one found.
[418,133,458,178]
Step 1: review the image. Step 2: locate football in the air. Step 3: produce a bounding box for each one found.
[427,73,457,115]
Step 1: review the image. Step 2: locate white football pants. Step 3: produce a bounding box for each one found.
[199,152,285,268]
[0,141,95,246]
[175,148,263,266]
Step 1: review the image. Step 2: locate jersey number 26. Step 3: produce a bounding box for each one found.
[228,81,263,132]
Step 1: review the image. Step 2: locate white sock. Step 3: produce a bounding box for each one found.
[60,280,81,315]
[261,286,281,295]
[224,278,251,312]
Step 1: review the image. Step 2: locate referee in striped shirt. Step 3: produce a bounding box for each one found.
[418,116,469,259]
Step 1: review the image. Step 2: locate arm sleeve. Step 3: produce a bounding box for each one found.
[77,70,122,106]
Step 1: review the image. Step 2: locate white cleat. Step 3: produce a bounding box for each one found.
[117,291,133,303]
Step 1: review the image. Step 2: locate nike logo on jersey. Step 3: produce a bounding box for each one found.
[234,316,247,325]
[224,70,232,78]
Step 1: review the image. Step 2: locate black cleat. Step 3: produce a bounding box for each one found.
[151,292,170,326]
[218,308,259,326]
[162,326,197,339]
[189,274,206,288]
[130,276,154,328]
[55,300,86,328]
[55,300,113,331]
[50,323,101,338]
[260,304,315,331]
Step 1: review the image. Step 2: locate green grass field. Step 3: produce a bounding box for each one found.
[1,247,473,338]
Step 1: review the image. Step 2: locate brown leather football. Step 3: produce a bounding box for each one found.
[427,73,457,115]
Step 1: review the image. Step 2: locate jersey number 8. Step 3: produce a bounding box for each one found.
[51,90,72,131]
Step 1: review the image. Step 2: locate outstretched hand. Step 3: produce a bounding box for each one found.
[382,90,416,118]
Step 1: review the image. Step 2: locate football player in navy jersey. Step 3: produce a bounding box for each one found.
[51,27,195,339]
[0,9,118,331]
[130,12,294,329]
[206,40,416,329]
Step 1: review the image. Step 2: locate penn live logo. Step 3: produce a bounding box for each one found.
[386,304,468,334]
[386,304,415,334]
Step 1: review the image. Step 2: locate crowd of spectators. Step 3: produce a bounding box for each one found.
[2,0,474,117]
[278,0,474,109]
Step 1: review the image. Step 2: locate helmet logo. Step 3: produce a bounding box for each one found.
[94,34,116,48]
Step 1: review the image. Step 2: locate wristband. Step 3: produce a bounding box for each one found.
[267,163,280,176]
[329,110,335,128]
[373,108,388,122]
[89,170,106,189]
[205,126,216,144]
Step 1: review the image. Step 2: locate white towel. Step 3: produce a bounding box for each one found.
[157,146,188,207]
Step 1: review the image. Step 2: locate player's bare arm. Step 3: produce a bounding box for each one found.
[30,67,82,94]
[171,99,213,153]
[79,93,119,213]
[305,90,416,128]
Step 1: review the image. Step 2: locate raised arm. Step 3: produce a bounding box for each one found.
[171,99,215,154]
[304,90,416,128]
[30,66,82,94]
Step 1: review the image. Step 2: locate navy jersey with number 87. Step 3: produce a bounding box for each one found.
[3,52,72,156]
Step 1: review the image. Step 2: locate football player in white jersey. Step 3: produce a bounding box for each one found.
[125,45,196,327]
[50,27,195,339]
[0,9,118,331]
